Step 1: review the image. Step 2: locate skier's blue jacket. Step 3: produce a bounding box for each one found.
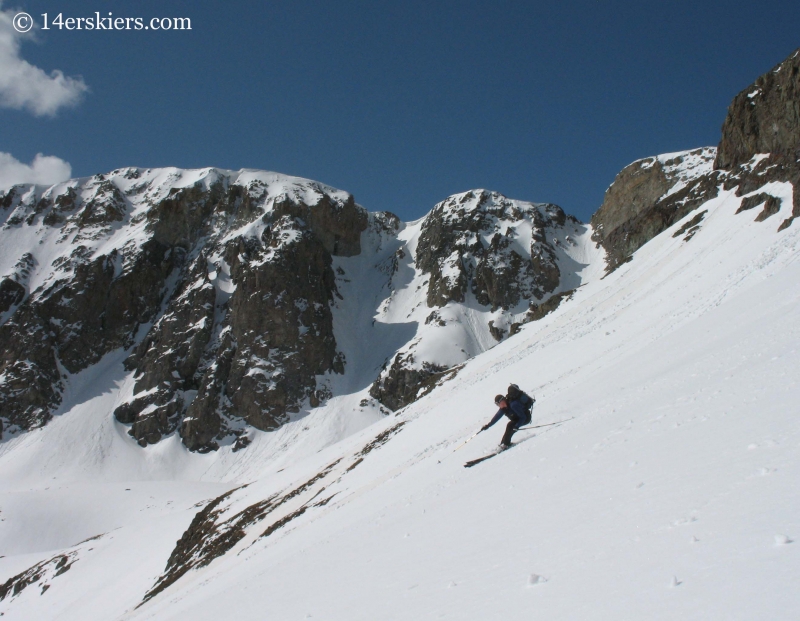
[486,399,531,429]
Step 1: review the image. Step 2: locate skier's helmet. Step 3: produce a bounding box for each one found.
[494,394,506,405]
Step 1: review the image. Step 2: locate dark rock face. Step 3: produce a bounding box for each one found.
[0,169,367,450]
[367,189,580,412]
[514,289,575,330]
[720,152,800,231]
[0,550,78,601]
[271,193,367,256]
[713,48,800,231]
[737,192,781,219]
[116,253,217,447]
[0,278,24,315]
[591,148,720,271]
[715,48,800,170]
[369,353,459,411]
[416,190,569,310]
[672,210,707,241]
[591,159,672,238]
[179,218,342,450]
[118,186,363,451]
[0,180,204,437]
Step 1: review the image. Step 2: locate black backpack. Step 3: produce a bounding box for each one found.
[507,383,535,412]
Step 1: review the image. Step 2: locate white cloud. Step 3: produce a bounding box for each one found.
[0,152,72,189]
[0,4,88,116]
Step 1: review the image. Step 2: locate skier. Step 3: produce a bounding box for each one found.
[481,391,533,449]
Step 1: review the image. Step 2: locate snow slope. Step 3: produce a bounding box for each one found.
[1,180,799,619]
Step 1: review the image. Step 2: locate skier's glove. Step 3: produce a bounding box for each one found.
[481,424,489,431]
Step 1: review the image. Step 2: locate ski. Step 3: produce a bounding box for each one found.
[464,443,516,468]
[463,431,540,467]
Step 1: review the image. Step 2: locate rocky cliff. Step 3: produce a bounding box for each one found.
[716,49,800,170]
[590,148,720,270]
[592,47,800,270]
[0,167,589,448]
[369,190,587,411]
[0,169,366,451]
[415,190,569,309]
[715,47,800,232]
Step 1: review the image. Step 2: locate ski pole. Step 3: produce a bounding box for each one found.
[515,417,574,431]
[453,428,484,452]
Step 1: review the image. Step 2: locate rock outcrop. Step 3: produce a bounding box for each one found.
[592,48,800,270]
[416,190,570,309]
[714,48,800,232]
[0,169,367,450]
[715,49,800,170]
[370,190,582,411]
[590,148,720,270]
[369,354,456,411]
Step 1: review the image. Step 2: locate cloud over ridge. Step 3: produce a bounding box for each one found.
[0,151,72,189]
[0,4,88,116]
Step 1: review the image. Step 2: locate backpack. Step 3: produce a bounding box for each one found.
[507,383,535,412]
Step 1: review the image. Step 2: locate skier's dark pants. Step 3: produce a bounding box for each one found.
[502,417,523,446]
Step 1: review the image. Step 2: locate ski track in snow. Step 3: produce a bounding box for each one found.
[0,175,799,619]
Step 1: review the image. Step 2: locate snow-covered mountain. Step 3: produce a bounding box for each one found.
[0,47,798,621]
[0,167,585,452]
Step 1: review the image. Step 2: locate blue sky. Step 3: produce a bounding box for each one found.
[1,0,798,222]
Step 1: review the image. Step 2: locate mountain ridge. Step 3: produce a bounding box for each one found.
[0,168,590,450]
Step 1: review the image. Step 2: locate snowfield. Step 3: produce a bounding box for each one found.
[0,177,799,620]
